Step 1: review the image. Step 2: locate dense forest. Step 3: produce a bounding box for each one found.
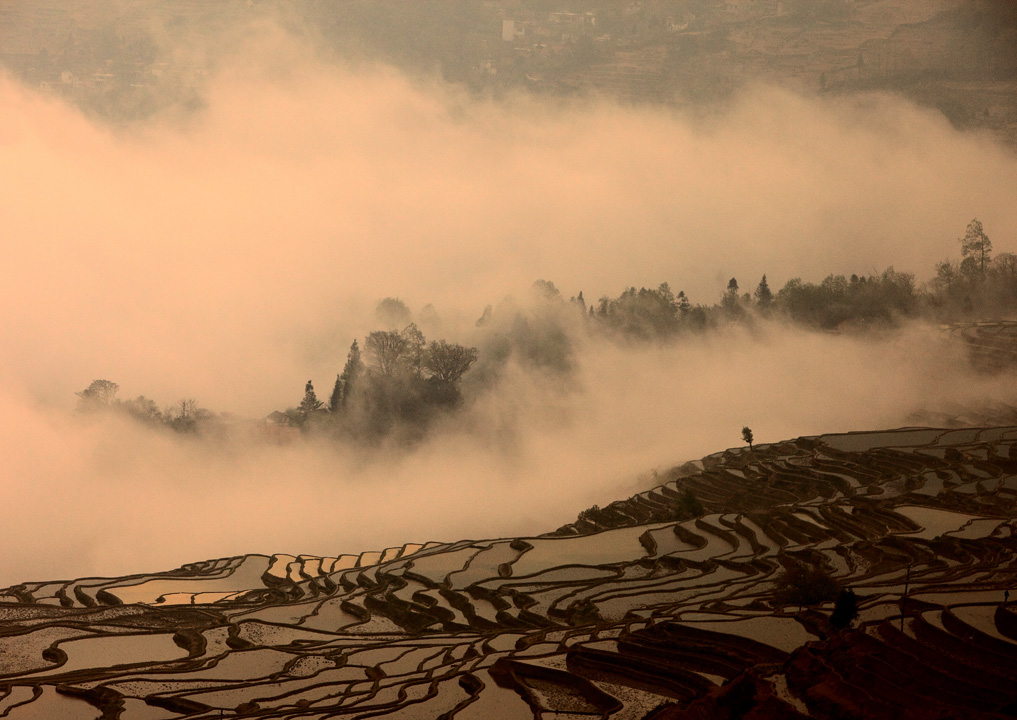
[77,219,1013,443]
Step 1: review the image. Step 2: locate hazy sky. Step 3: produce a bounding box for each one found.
[3,28,1017,584]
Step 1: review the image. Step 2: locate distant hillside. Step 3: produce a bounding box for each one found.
[2,0,1015,142]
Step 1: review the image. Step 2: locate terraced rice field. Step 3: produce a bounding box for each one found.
[1,426,1017,718]
[944,320,1017,372]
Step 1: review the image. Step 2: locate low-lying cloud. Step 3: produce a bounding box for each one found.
[2,27,1017,584]
[2,319,1014,586]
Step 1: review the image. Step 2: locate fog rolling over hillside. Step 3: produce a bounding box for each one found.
[1,13,1017,584]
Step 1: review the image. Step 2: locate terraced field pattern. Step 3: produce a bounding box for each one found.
[2,426,1017,719]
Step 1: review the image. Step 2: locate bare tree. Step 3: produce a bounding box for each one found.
[365,331,410,376]
[177,398,199,420]
[168,398,202,433]
[425,341,479,384]
[994,252,1017,285]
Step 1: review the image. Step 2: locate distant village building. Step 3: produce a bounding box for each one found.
[666,16,691,33]
[725,0,783,17]
[264,410,297,428]
[502,18,528,42]
[548,11,595,27]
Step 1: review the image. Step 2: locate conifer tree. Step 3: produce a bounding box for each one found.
[300,380,323,415]
[754,275,773,308]
[331,340,363,411]
[677,291,691,316]
[329,373,343,413]
[960,218,992,275]
[722,278,742,314]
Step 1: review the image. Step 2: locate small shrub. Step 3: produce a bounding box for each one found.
[830,587,860,629]
[774,562,840,607]
[678,488,705,518]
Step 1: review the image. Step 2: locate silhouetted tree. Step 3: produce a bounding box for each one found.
[830,587,859,629]
[329,374,343,413]
[425,340,479,384]
[366,330,410,376]
[722,277,742,315]
[300,380,323,415]
[678,488,704,518]
[742,426,754,450]
[418,303,442,331]
[76,379,119,411]
[375,297,412,329]
[994,252,1017,284]
[933,259,960,293]
[331,340,362,412]
[960,218,992,275]
[595,285,681,339]
[677,291,691,316]
[572,290,587,314]
[169,398,202,433]
[754,275,773,309]
[400,323,426,377]
[119,395,162,424]
[531,279,561,301]
[775,562,840,607]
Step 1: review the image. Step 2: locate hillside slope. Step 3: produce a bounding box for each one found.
[1,425,1017,718]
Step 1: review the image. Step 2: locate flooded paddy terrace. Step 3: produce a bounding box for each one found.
[1,425,1017,718]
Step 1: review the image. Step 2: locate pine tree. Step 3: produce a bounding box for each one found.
[722,278,742,314]
[754,275,773,309]
[677,291,691,316]
[960,218,992,275]
[329,373,343,413]
[331,340,363,411]
[300,380,323,415]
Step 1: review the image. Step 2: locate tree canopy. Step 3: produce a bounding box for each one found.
[960,218,992,275]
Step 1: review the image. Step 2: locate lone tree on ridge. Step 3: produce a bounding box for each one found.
[742,426,754,450]
[76,379,119,411]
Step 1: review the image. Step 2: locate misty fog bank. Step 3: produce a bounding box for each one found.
[3,39,1017,411]
[4,318,1017,586]
[3,34,1017,584]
